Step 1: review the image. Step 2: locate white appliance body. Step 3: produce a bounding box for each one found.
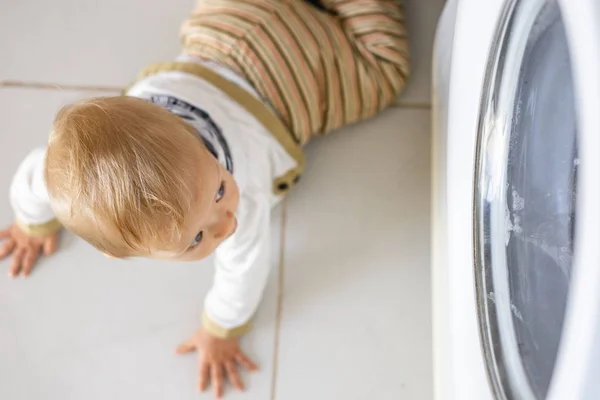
[432,0,600,399]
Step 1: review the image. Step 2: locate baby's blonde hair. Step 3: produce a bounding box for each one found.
[45,96,200,257]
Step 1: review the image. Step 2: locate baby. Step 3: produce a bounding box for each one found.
[1,0,409,397]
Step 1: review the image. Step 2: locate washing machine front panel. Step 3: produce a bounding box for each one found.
[435,0,506,398]
[474,0,578,398]
[435,0,600,399]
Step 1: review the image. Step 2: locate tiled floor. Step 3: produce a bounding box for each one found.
[0,1,444,399]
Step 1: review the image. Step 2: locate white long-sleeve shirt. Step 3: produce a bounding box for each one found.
[10,59,297,338]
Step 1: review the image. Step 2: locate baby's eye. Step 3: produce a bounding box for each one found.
[191,231,203,247]
[216,182,225,202]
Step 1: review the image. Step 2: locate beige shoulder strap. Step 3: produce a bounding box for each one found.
[129,62,305,195]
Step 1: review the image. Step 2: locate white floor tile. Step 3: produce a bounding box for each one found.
[1,0,444,107]
[0,88,282,400]
[275,109,433,400]
[400,0,447,105]
[0,0,194,87]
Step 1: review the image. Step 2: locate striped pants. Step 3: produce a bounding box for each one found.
[181,0,410,145]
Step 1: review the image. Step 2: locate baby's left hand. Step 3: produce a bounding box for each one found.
[176,328,258,398]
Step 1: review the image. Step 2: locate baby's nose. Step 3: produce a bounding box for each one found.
[214,213,234,240]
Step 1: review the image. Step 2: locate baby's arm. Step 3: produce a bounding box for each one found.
[176,188,271,397]
[204,189,272,338]
[1,148,60,277]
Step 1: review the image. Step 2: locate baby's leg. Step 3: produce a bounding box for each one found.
[306,0,410,128]
[181,0,409,144]
[304,0,334,13]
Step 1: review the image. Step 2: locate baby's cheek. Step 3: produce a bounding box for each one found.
[184,244,215,262]
[231,184,241,211]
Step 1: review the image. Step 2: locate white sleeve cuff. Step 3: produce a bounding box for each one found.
[10,148,57,228]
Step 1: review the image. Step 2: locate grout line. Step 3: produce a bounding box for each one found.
[0,80,123,93]
[1,81,433,109]
[392,101,432,110]
[270,197,288,400]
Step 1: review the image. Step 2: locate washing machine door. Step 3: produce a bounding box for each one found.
[473,0,600,399]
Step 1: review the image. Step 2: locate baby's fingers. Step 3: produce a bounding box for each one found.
[43,235,58,256]
[21,248,40,277]
[0,239,15,261]
[9,247,26,278]
[225,361,244,392]
[235,353,259,372]
[0,227,11,239]
[175,342,196,355]
[211,363,224,398]
[198,361,210,392]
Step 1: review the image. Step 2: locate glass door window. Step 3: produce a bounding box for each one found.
[474,0,578,398]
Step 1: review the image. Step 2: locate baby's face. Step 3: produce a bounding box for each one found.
[155,142,240,262]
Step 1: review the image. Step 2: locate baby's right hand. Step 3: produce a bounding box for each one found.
[0,224,59,278]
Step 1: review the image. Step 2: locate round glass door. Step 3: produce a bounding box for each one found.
[474,0,578,399]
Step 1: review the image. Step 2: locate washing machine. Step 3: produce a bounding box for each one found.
[431,0,600,399]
